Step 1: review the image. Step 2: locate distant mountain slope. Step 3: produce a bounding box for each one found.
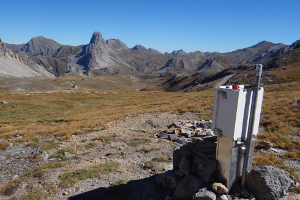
[71,32,169,75]
[0,38,54,78]
[21,36,61,56]
[156,58,196,74]
[4,43,24,52]
[5,36,83,76]
[197,58,224,71]
[265,41,300,71]
[3,31,298,79]
[74,31,117,74]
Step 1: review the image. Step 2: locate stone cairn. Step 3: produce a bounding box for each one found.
[156,120,227,200]
[157,120,215,144]
[156,120,297,200]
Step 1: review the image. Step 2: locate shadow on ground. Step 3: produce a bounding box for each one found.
[68,175,174,200]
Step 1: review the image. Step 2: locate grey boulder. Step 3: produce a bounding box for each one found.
[247,165,296,200]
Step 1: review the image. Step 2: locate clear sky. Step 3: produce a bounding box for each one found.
[1,0,299,53]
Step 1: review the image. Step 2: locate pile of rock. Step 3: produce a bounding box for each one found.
[157,120,215,144]
[156,136,223,200]
[156,121,298,200]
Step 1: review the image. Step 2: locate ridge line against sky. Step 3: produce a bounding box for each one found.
[1,0,299,53]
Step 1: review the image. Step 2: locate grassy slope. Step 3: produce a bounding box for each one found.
[0,84,214,140]
[0,70,299,181]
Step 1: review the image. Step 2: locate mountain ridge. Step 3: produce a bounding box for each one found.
[2,31,298,79]
[0,38,54,78]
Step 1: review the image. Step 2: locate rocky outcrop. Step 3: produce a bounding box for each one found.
[251,43,289,64]
[0,38,54,78]
[290,39,300,49]
[197,58,224,71]
[0,38,18,59]
[3,32,299,78]
[21,36,61,56]
[157,58,196,74]
[75,31,118,74]
[3,43,24,53]
[171,49,188,56]
[106,39,128,50]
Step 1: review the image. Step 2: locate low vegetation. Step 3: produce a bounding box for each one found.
[0,87,214,148]
[128,138,151,147]
[0,75,299,197]
[253,152,299,181]
[50,146,76,159]
[92,135,113,143]
[0,161,67,196]
[84,142,97,149]
[59,161,120,188]
[143,156,172,170]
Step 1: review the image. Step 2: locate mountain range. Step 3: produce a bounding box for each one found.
[0,31,299,91]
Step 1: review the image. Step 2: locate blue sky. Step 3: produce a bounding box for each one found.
[1,0,299,53]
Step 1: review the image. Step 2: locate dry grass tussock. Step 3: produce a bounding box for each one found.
[257,81,300,156]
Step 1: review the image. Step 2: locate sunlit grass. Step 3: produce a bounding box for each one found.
[0,77,299,187]
[0,90,215,146]
[253,152,299,181]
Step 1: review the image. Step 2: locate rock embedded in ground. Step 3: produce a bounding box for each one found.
[173,174,204,200]
[192,187,216,200]
[29,147,49,161]
[247,165,297,200]
[288,99,300,105]
[155,170,180,189]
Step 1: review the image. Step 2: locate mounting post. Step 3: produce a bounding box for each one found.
[241,64,263,188]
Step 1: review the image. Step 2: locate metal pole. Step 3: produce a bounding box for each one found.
[241,64,263,188]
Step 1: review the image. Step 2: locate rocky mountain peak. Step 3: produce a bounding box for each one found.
[21,36,61,56]
[106,39,128,50]
[251,41,274,49]
[197,58,224,71]
[0,37,54,77]
[171,49,187,56]
[290,39,300,49]
[0,38,15,58]
[148,48,161,54]
[132,45,147,51]
[90,31,105,44]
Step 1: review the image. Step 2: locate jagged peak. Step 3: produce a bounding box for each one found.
[171,49,187,55]
[290,39,300,49]
[197,58,223,71]
[106,39,128,49]
[90,31,105,44]
[29,36,60,44]
[132,45,147,51]
[148,48,161,54]
[32,36,46,40]
[251,40,274,48]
